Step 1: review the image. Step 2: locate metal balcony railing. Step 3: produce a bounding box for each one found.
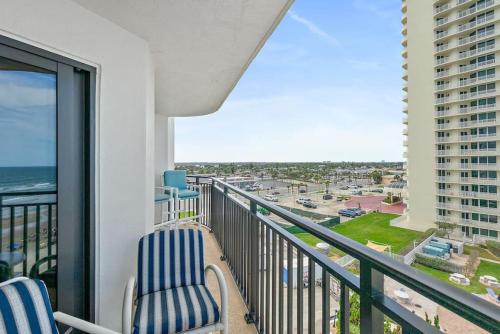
[0,191,57,278]
[187,176,500,333]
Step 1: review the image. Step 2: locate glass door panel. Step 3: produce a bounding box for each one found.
[0,55,58,307]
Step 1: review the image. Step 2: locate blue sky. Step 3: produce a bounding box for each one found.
[176,0,404,162]
[0,70,56,167]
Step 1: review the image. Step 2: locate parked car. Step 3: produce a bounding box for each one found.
[299,189,307,193]
[348,208,366,215]
[351,190,362,196]
[303,201,317,209]
[264,194,278,202]
[296,197,312,204]
[370,189,383,193]
[340,186,349,190]
[271,191,280,195]
[338,209,357,217]
[322,194,333,200]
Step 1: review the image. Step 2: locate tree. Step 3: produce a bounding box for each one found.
[435,221,457,238]
[370,170,383,184]
[464,249,478,277]
[325,180,331,194]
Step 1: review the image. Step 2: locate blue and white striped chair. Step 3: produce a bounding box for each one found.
[123,229,228,334]
[0,277,118,334]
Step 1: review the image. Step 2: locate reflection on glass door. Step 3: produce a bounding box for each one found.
[0,56,58,307]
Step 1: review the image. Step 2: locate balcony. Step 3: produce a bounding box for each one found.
[458,29,495,46]
[459,73,496,87]
[435,3,451,14]
[458,0,495,19]
[202,177,500,333]
[459,44,496,60]
[459,59,496,73]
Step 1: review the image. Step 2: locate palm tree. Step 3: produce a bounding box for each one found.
[324,180,331,194]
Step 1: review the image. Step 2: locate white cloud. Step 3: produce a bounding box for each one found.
[287,10,340,46]
[175,87,404,162]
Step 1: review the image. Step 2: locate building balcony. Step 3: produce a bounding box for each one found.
[459,59,496,74]
[460,177,500,185]
[458,73,496,88]
[458,44,496,61]
[458,29,496,47]
[435,3,451,14]
[458,0,496,19]
[460,148,497,155]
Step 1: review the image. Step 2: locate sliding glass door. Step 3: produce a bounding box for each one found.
[0,40,94,321]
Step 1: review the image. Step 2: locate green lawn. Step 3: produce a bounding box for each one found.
[292,212,423,255]
[414,260,500,294]
[464,245,500,262]
[332,212,423,254]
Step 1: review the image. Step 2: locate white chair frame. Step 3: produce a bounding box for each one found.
[122,264,228,334]
[156,183,204,230]
[0,277,120,334]
[156,186,178,227]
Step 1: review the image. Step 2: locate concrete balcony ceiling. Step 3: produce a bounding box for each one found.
[72,0,293,117]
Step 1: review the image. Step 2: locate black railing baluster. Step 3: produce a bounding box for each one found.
[360,260,384,334]
[23,206,28,276]
[265,224,271,332]
[259,222,265,332]
[48,205,53,267]
[272,231,277,334]
[9,206,15,251]
[297,250,304,333]
[322,269,330,334]
[35,205,41,262]
[308,257,316,334]
[279,236,284,334]
[286,241,293,334]
[340,283,350,334]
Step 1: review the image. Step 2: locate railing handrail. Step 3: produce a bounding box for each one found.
[0,190,57,196]
[210,176,500,332]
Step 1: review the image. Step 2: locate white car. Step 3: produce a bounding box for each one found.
[264,194,278,202]
[296,197,311,204]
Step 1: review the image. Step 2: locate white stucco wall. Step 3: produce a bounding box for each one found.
[155,115,175,186]
[0,0,155,329]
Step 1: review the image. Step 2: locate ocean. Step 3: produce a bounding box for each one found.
[0,167,57,216]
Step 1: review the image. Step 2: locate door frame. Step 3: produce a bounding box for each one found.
[0,34,96,321]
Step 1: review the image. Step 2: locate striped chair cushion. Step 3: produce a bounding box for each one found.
[0,279,58,334]
[138,229,205,297]
[133,284,220,334]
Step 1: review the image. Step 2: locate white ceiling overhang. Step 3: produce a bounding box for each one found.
[71,0,293,117]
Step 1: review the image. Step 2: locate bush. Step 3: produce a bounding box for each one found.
[383,196,401,204]
[399,229,436,255]
[414,253,463,273]
[486,240,500,258]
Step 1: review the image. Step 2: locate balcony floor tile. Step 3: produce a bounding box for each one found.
[202,228,257,334]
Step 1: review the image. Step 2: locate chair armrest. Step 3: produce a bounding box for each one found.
[205,264,228,327]
[156,186,178,197]
[122,276,136,334]
[188,184,201,191]
[53,311,120,334]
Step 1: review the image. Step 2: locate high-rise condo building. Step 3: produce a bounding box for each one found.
[403,0,500,242]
